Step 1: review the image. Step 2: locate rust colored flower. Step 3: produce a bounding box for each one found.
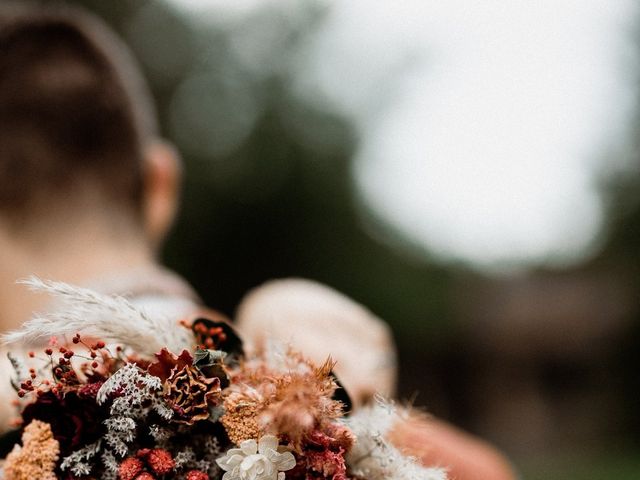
[165,364,221,424]
[148,349,193,382]
[137,448,175,475]
[186,471,210,480]
[134,473,156,480]
[119,457,144,480]
[4,420,60,480]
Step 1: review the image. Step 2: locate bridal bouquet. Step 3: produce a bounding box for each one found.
[0,279,446,480]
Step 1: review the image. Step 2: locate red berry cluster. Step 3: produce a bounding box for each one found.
[17,334,113,398]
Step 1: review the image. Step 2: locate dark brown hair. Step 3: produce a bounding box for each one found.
[0,3,157,226]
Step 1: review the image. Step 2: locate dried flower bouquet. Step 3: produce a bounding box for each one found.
[0,278,447,480]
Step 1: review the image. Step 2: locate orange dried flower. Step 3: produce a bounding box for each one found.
[3,420,60,480]
[259,358,344,449]
[221,350,345,449]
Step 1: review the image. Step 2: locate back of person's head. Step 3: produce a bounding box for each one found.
[0,2,165,238]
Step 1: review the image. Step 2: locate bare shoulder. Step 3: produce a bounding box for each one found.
[389,415,517,480]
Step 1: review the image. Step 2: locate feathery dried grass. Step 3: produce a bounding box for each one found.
[2,277,193,355]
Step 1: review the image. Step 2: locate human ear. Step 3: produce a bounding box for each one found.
[141,140,182,251]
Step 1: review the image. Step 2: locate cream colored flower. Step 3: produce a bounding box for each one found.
[216,434,296,480]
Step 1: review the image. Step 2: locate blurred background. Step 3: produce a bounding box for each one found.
[50,0,640,477]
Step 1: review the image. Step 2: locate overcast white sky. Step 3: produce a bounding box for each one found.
[172,0,637,271]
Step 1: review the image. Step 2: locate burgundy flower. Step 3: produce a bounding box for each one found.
[288,428,352,480]
[21,390,108,456]
[77,381,104,399]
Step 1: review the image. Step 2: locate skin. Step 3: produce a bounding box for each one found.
[0,142,178,333]
[391,415,517,480]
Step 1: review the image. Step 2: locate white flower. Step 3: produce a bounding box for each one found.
[216,435,296,480]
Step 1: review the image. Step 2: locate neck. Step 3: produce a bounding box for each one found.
[0,221,155,333]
